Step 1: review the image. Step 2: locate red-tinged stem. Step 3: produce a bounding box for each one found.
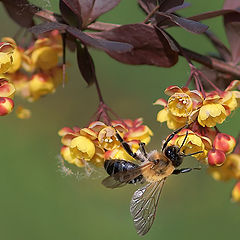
[143,5,160,24]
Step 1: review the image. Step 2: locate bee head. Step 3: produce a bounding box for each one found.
[164,145,183,167]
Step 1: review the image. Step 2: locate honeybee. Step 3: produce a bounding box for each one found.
[102,125,202,236]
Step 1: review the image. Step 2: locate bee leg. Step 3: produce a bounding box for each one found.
[172,167,201,175]
[115,131,144,162]
[162,124,188,151]
[139,142,147,158]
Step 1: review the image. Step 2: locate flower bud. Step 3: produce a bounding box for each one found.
[214,133,236,154]
[0,78,15,98]
[208,149,226,166]
[231,181,240,202]
[0,97,14,116]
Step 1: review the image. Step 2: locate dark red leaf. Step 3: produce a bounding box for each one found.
[1,0,39,27]
[77,0,121,27]
[156,12,208,33]
[66,26,133,53]
[138,0,184,14]
[158,0,184,12]
[29,22,67,35]
[167,2,190,13]
[93,23,178,67]
[77,43,96,85]
[224,12,240,64]
[59,0,82,28]
[138,0,158,14]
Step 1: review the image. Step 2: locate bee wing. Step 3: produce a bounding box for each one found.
[102,162,152,189]
[130,178,166,236]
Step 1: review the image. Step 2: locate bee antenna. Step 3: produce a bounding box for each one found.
[178,131,188,153]
[183,151,203,157]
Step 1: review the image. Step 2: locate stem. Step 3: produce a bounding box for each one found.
[143,5,160,24]
[94,76,104,103]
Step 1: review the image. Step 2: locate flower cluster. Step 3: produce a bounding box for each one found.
[0,31,63,118]
[155,82,239,166]
[58,118,153,171]
[0,42,15,116]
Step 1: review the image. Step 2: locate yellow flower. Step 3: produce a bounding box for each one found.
[168,92,192,117]
[98,126,120,150]
[70,136,95,161]
[197,94,228,127]
[28,73,55,101]
[208,153,240,181]
[232,181,240,202]
[0,42,14,74]
[91,143,105,167]
[124,125,153,144]
[174,129,212,161]
[104,141,139,161]
[2,37,22,73]
[31,46,59,71]
[157,107,187,130]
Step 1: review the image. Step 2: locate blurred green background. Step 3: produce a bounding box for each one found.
[1,0,240,239]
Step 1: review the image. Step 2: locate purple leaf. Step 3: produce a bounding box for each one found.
[29,22,67,35]
[77,43,96,85]
[66,26,133,53]
[138,0,185,14]
[138,0,158,14]
[224,12,240,64]
[59,0,82,28]
[158,0,184,12]
[1,0,38,27]
[93,23,178,67]
[156,12,208,34]
[77,0,121,27]
[166,2,191,13]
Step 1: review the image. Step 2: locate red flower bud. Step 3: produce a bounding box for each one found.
[214,133,236,154]
[208,149,226,166]
[0,97,14,116]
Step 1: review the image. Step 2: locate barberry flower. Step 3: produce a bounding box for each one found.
[213,133,236,154]
[0,42,14,74]
[70,136,95,161]
[232,181,240,202]
[28,73,55,101]
[208,153,240,181]
[2,37,22,73]
[164,86,202,117]
[198,93,229,127]
[208,149,226,166]
[0,78,15,98]
[0,97,14,116]
[104,140,140,161]
[173,129,212,161]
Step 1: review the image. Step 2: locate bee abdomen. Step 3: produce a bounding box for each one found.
[104,160,143,184]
